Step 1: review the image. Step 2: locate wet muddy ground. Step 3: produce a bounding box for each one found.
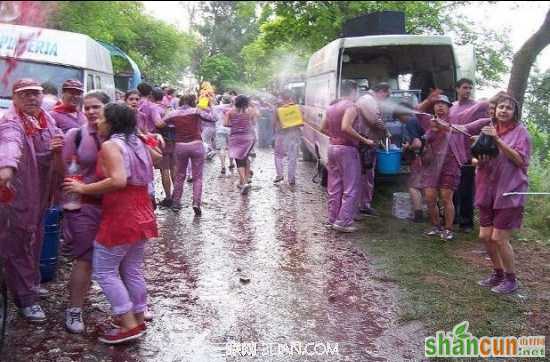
[2,149,424,361]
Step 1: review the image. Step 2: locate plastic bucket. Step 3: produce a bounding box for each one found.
[41,207,61,283]
[41,229,60,260]
[40,258,57,283]
[376,149,402,174]
[392,192,413,219]
[44,207,61,226]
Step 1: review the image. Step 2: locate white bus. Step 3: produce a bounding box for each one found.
[302,34,475,179]
[0,23,115,110]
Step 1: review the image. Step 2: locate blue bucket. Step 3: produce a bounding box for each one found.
[44,207,61,226]
[376,149,402,175]
[41,207,61,283]
[41,229,60,260]
[40,258,57,283]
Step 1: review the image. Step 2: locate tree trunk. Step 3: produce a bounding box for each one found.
[507,9,550,113]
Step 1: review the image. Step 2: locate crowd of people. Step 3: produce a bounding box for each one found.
[322,78,530,297]
[0,74,531,345]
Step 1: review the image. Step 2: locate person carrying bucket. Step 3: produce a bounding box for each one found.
[320,80,375,233]
[273,91,303,186]
[0,79,64,322]
[355,82,391,217]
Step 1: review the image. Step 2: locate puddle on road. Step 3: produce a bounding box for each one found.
[3,149,424,361]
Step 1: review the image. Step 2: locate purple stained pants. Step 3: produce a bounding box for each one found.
[0,221,43,308]
[358,162,376,210]
[92,240,147,316]
[202,126,216,153]
[327,145,361,227]
[172,142,205,206]
[274,129,300,183]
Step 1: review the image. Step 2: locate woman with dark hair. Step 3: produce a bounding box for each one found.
[459,94,531,294]
[62,91,110,333]
[224,95,258,194]
[162,94,213,215]
[63,103,158,344]
[125,90,148,133]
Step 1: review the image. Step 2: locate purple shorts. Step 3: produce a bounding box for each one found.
[64,204,102,262]
[479,206,524,230]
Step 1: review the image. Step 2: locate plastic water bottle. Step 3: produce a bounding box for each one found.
[62,156,82,210]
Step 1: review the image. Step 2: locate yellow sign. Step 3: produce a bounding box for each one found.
[277,104,304,129]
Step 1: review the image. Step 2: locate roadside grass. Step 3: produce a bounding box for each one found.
[359,182,550,340]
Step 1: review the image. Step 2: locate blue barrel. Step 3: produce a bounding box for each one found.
[376,149,402,175]
[40,207,61,283]
[40,258,57,283]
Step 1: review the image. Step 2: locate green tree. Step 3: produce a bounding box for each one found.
[524,67,550,131]
[193,1,266,85]
[50,1,197,85]
[255,1,512,86]
[195,1,260,59]
[197,55,240,91]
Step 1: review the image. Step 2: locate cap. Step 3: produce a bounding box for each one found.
[12,78,43,93]
[62,79,84,92]
[434,95,452,107]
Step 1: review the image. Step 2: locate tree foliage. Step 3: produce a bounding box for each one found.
[241,1,512,88]
[524,67,550,132]
[49,1,197,85]
[197,54,240,91]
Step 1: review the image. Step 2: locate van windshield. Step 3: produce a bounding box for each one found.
[0,58,83,98]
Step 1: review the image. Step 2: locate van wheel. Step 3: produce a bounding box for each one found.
[301,140,314,162]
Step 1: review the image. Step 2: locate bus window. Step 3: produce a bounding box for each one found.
[87,74,94,91]
[95,75,102,90]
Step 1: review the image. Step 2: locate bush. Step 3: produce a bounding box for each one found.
[522,141,550,241]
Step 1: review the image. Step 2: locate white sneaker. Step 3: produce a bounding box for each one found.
[332,224,358,233]
[65,307,84,333]
[20,304,46,322]
[144,307,154,321]
[37,286,49,298]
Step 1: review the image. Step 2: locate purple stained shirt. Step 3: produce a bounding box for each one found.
[109,134,154,186]
[465,118,531,209]
[449,100,490,162]
[326,99,358,147]
[63,124,102,184]
[0,107,62,231]
[138,99,163,133]
[50,110,87,134]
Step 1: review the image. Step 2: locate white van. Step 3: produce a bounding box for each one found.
[0,23,115,110]
[302,34,475,176]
